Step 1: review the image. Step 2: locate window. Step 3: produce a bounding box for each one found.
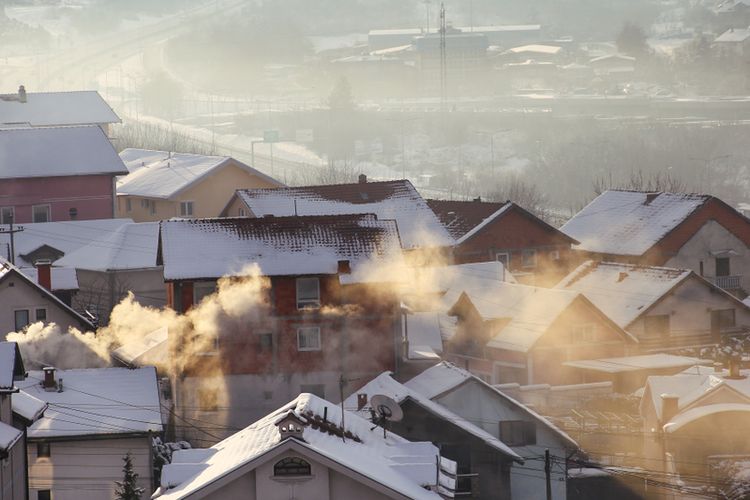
[499,420,536,446]
[716,257,731,277]
[259,333,273,352]
[32,205,50,223]
[126,198,132,212]
[141,199,150,209]
[150,200,156,215]
[300,384,325,399]
[644,315,670,337]
[296,277,320,309]
[180,201,194,217]
[495,252,509,266]
[274,457,311,477]
[297,327,321,351]
[549,250,560,261]
[0,207,14,224]
[193,282,217,304]
[141,199,156,215]
[238,207,246,216]
[37,442,50,458]
[14,310,30,331]
[522,250,536,268]
[571,324,595,343]
[35,308,47,322]
[699,260,704,276]
[38,491,51,500]
[711,309,736,332]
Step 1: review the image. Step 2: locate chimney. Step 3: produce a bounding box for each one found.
[35,259,52,291]
[660,393,679,424]
[337,259,351,274]
[714,362,724,373]
[617,272,629,282]
[644,192,660,205]
[726,358,745,379]
[473,196,482,202]
[68,207,78,220]
[357,393,368,410]
[276,412,306,441]
[42,367,57,391]
[358,174,367,184]
[18,85,26,103]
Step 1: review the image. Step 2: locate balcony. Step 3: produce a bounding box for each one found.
[708,275,743,290]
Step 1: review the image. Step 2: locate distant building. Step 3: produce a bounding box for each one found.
[0,126,128,224]
[414,28,490,91]
[15,367,163,500]
[561,190,750,297]
[713,26,750,57]
[117,149,283,222]
[154,393,453,499]
[367,25,542,51]
[0,342,29,500]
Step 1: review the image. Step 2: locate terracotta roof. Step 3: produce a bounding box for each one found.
[159,214,404,280]
[231,179,453,248]
[427,199,508,239]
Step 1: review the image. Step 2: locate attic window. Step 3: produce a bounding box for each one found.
[274,457,311,477]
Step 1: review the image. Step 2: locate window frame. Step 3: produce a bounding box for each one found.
[495,252,510,266]
[0,206,14,224]
[14,309,30,332]
[193,281,217,305]
[273,457,312,477]
[125,198,132,212]
[35,308,47,323]
[716,257,731,277]
[179,201,194,217]
[36,441,51,459]
[296,277,321,309]
[521,249,537,268]
[31,204,51,223]
[297,326,321,351]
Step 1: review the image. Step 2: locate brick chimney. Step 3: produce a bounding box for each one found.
[35,259,52,291]
[358,174,367,184]
[18,85,26,103]
[337,259,351,274]
[660,393,679,424]
[357,393,368,410]
[42,367,57,391]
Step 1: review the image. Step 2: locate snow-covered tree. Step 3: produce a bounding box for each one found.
[115,453,144,500]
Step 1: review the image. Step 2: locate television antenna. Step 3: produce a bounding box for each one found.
[369,394,404,438]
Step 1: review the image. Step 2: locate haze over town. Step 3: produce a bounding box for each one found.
[2,0,750,499]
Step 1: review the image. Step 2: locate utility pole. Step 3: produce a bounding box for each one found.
[545,449,552,500]
[0,215,24,265]
[439,2,447,112]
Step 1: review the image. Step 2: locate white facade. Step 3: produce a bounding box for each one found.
[27,436,153,500]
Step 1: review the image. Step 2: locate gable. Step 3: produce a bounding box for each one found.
[681,383,750,415]
[19,245,65,265]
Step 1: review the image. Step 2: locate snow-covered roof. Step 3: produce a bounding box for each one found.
[0,218,133,268]
[563,354,710,374]
[663,403,750,433]
[507,44,562,55]
[404,362,579,449]
[404,312,443,360]
[159,214,404,281]
[561,191,709,256]
[589,54,636,63]
[156,393,445,500]
[345,372,522,462]
[0,342,24,392]
[643,365,750,421]
[12,390,47,423]
[21,266,79,291]
[233,180,453,249]
[117,149,282,200]
[0,422,22,453]
[111,327,168,368]
[451,281,580,352]
[556,261,691,328]
[0,126,127,180]
[0,90,120,127]
[715,27,750,43]
[55,222,160,271]
[15,367,163,439]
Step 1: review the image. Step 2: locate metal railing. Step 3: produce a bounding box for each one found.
[709,275,742,290]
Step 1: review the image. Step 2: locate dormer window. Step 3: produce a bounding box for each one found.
[274,457,311,477]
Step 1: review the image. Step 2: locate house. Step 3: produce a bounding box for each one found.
[588,54,635,78]
[14,366,163,500]
[401,362,581,500]
[0,126,128,224]
[56,222,162,325]
[158,214,407,438]
[0,342,29,500]
[0,258,93,336]
[20,266,80,307]
[117,149,283,222]
[154,393,454,499]
[0,88,120,134]
[221,176,454,252]
[561,190,750,296]
[713,26,750,57]
[344,370,523,499]
[640,364,750,480]
[714,1,750,30]
[445,280,634,385]
[427,199,577,285]
[556,261,750,350]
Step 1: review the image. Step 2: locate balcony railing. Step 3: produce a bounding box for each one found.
[709,275,742,290]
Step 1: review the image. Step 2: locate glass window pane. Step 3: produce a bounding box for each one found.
[14,310,29,331]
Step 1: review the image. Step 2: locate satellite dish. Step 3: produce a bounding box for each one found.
[370,394,404,423]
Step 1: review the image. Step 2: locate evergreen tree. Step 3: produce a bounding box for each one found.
[115,452,145,500]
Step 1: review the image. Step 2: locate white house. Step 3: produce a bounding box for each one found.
[0,342,28,500]
[15,367,163,500]
[154,393,454,499]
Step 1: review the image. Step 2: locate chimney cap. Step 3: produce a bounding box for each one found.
[35,259,52,267]
[358,173,367,184]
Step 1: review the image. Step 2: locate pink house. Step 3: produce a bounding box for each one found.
[0,126,128,224]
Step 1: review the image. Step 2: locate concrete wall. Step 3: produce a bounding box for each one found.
[434,379,571,500]
[0,271,85,336]
[117,162,280,222]
[28,436,152,500]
